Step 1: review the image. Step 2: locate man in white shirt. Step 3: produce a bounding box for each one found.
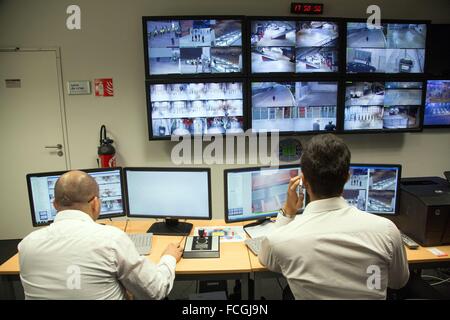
[19,170,183,300]
[259,134,409,299]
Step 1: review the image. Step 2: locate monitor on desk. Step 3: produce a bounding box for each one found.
[124,167,212,235]
[343,164,402,215]
[26,168,126,227]
[224,165,305,226]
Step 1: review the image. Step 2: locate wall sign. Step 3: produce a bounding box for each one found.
[67,80,91,95]
[94,78,114,97]
[290,3,323,14]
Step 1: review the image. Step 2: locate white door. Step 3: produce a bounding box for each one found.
[0,49,69,239]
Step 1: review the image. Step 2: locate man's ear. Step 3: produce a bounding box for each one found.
[53,201,61,212]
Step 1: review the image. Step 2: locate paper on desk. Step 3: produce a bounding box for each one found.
[194,226,246,242]
[244,221,276,239]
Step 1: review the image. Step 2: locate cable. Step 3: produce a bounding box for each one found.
[124,219,129,232]
[431,278,450,286]
[422,275,446,281]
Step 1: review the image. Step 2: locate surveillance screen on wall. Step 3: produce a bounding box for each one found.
[251,20,339,74]
[146,19,242,75]
[344,81,423,131]
[346,23,426,74]
[251,81,338,133]
[149,82,244,138]
[424,80,450,126]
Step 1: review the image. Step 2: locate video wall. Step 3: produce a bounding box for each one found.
[143,16,446,140]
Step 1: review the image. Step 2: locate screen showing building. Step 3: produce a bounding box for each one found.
[424,80,450,126]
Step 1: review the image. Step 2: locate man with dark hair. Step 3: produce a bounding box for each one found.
[259,134,409,299]
[19,170,183,300]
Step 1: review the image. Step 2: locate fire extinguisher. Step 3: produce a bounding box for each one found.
[97,125,116,168]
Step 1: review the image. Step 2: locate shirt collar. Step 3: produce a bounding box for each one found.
[303,197,350,215]
[54,209,95,223]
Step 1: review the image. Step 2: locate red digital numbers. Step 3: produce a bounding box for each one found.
[291,3,323,15]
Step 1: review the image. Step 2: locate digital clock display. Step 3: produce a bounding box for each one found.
[291,3,323,14]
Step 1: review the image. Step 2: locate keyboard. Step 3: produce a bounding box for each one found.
[128,233,153,255]
[245,237,264,256]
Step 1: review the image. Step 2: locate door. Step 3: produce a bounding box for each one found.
[0,49,69,239]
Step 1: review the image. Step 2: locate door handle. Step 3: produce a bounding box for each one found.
[45,144,63,150]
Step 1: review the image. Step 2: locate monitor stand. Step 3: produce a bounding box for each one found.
[147,219,193,236]
[243,218,272,229]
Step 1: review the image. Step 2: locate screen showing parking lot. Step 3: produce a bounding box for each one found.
[346,23,426,74]
[343,165,400,215]
[251,81,338,133]
[251,20,339,74]
[424,80,450,126]
[150,82,244,137]
[344,81,423,131]
[146,19,242,75]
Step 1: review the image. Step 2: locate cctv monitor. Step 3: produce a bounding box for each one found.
[343,80,424,132]
[224,165,305,226]
[346,21,427,74]
[343,164,401,215]
[250,18,340,74]
[26,168,125,227]
[251,81,338,133]
[425,24,450,76]
[424,80,450,127]
[124,167,212,235]
[148,81,244,139]
[143,17,244,77]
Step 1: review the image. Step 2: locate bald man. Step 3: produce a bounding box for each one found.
[18,171,183,300]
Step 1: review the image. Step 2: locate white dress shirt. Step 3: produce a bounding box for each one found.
[259,197,409,300]
[18,210,176,300]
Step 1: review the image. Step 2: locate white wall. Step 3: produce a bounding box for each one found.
[1,0,450,237]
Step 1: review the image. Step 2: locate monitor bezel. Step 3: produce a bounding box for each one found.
[26,167,126,227]
[248,77,342,136]
[339,78,426,134]
[143,15,247,80]
[146,78,248,140]
[224,164,304,223]
[347,163,402,216]
[344,18,431,77]
[247,16,345,78]
[123,167,213,220]
[423,78,450,128]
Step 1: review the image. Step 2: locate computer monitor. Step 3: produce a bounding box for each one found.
[124,167,212,235]
[143,17,243,77]
[424,80,450,127]
[251,81,338,133]
[26,168,126,227]
[250,18,340,74]
[346,21,427,74]
[148,81,245,139]
[343,80,424,132]
[224,165,305,225]
[343,164,402,215]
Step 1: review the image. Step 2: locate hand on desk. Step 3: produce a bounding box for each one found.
[283,175,305,216]
[162,243,183,262]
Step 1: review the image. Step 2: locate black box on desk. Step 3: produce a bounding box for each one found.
[397,177,450,246]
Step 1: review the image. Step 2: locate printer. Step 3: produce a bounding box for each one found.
[396,176,450,247]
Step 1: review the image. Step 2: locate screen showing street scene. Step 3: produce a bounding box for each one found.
[252,81,338,133]
[251,20,339,73]
[344,81,423,131]
[226,167,305,222]
[424,80,450,126]
[347,23,426,74]
[147,19,242,75]
[343,166,399,215]
[150,82,244,137]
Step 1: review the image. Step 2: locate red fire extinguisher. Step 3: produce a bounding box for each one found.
[97,125,116,168]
